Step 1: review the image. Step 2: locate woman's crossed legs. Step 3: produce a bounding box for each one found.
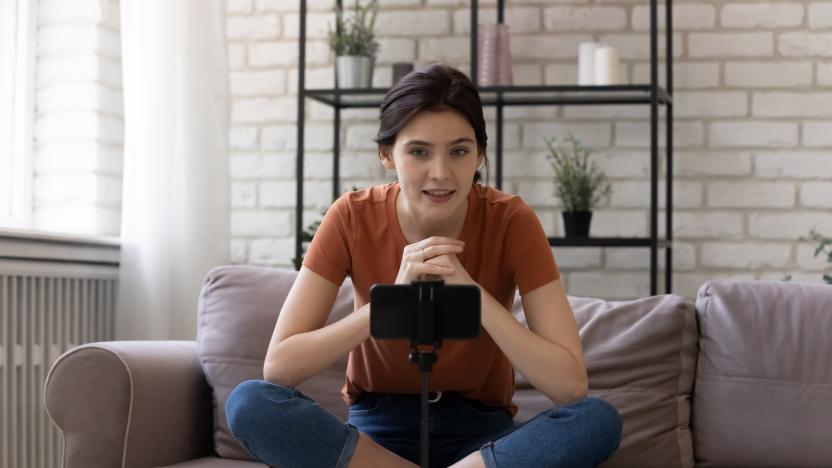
[225,380,621,468]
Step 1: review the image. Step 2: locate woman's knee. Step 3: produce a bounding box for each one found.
[225,379,293,435]
[571,397,622,452]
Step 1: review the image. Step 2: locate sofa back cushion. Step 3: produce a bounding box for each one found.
[512,293,698,468]
[197,265,354,460]
[692,280,832,467]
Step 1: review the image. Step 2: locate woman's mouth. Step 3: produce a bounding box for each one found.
[423,189,455,203]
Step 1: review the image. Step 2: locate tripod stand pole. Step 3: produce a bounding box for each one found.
[420,366,429,468]
[411,350,437,468]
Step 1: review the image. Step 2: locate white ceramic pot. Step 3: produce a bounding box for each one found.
[336,55,374,89]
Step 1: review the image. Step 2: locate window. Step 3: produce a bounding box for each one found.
[0,0,35,229]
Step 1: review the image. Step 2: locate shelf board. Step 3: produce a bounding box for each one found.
[305,84,672,109]
[548,237,670,248]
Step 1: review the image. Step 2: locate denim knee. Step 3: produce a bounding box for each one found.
[225,379,293,438]
[225,379,359,468]
[570,397,622,456]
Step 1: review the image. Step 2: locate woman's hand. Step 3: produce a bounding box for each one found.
[426,248,476,286]
[395,236,465,285]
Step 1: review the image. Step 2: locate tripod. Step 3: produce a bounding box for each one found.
[409,344,439,468]
[369,279,481,468]
[410,280,443,468]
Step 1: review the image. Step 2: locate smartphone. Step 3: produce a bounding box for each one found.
[369,282,480,341]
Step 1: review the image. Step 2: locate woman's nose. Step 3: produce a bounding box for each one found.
[429,156,450,180]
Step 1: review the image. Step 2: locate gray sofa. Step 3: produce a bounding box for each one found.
[44,265,832,467]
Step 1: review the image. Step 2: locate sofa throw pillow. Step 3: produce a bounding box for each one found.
[512,293,698,468]
[196,265,353,461]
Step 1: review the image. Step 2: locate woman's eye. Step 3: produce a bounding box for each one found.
[410,149,427,158]
[452,148,469,157]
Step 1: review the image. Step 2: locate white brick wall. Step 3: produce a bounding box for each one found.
[34,0,123,236]
[720,3,804,29]
[226,1,832,300]
[725,62,812,88]
[543,7,627,32]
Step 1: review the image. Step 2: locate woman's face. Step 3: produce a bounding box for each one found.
[380,108,484,224]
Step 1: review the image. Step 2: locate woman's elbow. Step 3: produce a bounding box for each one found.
[553,371,588,405]
[567,371,589,402]
[263,361,297,387]
[262,349,301,387]
[572,380,589,401]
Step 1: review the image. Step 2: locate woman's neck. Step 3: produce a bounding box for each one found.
[397,193,468,244]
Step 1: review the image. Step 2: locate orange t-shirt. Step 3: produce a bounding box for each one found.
[302,182,559,416]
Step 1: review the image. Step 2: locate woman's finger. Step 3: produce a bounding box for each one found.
[422,236,465,247]
[420,244,464,261]
[412,262,455,276]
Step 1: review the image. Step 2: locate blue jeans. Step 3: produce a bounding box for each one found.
[226,380,621,468]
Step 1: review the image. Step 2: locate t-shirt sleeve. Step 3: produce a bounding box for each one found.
[504,200,560,295]
[301,195,352,286]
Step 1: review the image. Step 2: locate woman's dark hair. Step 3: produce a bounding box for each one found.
[373,63,489,184]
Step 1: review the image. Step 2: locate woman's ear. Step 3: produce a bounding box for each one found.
[379,145,395,170]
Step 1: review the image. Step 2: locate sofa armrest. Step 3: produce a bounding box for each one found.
[44,340,214,468]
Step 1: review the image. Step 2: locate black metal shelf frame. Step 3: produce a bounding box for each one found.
[295,0,674,294]
[305,85,672,108]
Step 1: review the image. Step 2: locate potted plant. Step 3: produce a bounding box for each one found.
[328,0,379,89]
[544,133,612,238]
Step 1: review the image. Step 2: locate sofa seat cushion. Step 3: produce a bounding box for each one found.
[513,293,698,468]
[161,456,265,467]
[692,280,832,467]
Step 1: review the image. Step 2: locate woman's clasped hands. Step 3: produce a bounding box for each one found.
[395,236,476,286]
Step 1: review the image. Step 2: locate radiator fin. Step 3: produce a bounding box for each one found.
[1,275,116,468]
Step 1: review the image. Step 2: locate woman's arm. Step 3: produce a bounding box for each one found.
[429,252,587,404]
[480,278,588,405]
[263,266,370,387]
[266,237,464,387]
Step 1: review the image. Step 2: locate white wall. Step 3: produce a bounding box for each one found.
[225,1,832,299]
[34,0,123,236]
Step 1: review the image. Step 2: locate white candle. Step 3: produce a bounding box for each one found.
[578,42,598,86]
[594,45,621,85]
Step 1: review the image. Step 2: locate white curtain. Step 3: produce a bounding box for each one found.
[116,0,230,340]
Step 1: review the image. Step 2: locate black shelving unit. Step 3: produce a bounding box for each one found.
[296,0,673,294]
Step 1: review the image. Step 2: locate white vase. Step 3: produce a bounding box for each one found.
[336,55,374,89]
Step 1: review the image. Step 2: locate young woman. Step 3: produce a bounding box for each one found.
[226,63,622,468]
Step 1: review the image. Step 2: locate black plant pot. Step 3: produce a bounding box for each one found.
[562,211,593,238]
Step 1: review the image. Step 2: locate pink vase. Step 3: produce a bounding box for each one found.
[497,24,513,86]
[477,23,513,86]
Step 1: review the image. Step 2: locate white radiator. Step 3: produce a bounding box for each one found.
[0,229,119,468]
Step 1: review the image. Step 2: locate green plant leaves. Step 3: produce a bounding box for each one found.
[543,133,612,212]
[328,0,379,57]
[789,229,832,284]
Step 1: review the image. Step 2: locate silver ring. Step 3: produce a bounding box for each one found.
[420,248,425,261]
[429,391,443,403]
